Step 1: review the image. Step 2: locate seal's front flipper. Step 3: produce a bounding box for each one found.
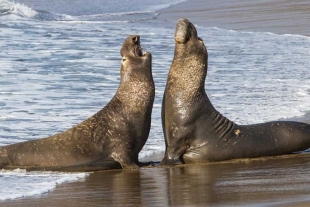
[115,153,139,170]
[121,163,139,170]
[159,155,178,166]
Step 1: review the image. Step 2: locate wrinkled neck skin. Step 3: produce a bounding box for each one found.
[175,45,234,133]
[167,44,207,102]
[163,42,235,164]
[116,81,154,108]
[111,53,155,113]
[115,73,155,114]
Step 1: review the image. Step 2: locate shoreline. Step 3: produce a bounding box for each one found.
[157,0,310,36]
[2,153,310,206]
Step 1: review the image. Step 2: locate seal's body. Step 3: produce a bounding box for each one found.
[160,18,310,165]
[0,35,155,171]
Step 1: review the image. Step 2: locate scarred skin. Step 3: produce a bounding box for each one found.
[0,35,155,171]
[160,18,310,165]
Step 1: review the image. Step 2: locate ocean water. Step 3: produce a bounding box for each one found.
[1,0,310,201]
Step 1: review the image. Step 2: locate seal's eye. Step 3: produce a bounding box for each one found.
[122,57,127,61]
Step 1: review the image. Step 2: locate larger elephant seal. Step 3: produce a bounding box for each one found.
[0,35,155,171]
[160,18,310,165]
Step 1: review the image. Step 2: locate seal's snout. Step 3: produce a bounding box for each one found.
[175,18,200,43]
[129,35,146,58]
[131,35,140,45]
[120,35,151,64]
[175,18,190,43]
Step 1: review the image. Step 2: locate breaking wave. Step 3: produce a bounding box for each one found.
[0,0,184,22]
[0,0,37,18]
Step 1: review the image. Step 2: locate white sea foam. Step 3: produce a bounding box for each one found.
[1,0,185,22]
[68,0,185,22]
[0,169,88,200]
[0,0,37,18]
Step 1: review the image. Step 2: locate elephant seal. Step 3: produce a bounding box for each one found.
[160,18,310,165]
[0,35,155,171]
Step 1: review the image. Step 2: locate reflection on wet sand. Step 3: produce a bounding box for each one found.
[2,153,310,206]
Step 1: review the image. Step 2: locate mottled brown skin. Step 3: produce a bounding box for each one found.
[0,35,155,171]
[160,18,310,166]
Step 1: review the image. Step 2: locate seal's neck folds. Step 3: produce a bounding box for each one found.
[168,56,207,97]
[116,81,155,110]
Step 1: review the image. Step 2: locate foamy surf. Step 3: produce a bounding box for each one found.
[0,0,185,22]
[0,0,37,18]
[0,169,88,200]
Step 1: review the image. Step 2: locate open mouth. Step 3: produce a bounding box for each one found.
[121,35,149,61]
[134,45,144,57]
[122,44,148,62]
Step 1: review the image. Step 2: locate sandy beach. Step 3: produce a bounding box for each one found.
[2,153,310,207]
[2,0,310,206]
[158,0,310,36]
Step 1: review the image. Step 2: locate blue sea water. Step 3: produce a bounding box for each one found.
[1,0,310,200]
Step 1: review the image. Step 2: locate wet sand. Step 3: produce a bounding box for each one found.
[157,0,310,36]
[1,153,310,207]
[2,1,310,206]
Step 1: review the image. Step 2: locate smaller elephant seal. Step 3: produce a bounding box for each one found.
[0,35,155,171]
[160,18,310,165]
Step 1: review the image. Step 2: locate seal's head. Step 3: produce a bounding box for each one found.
[120,35,152,82]
[169,19,208,92]
[174,18,208,67]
